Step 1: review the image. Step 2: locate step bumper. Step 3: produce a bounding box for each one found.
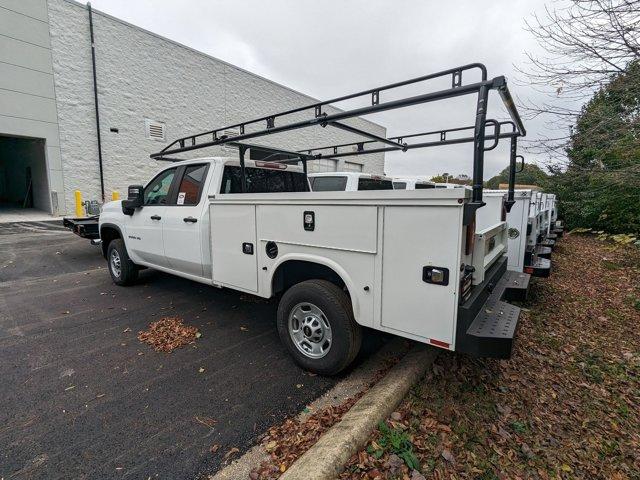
[456,256,530,359]
[524,256,551,277]
[535,245,552,259]
[541,238,556,249]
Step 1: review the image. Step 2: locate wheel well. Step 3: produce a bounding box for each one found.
[272,260,347,296]
[100,226,121,259]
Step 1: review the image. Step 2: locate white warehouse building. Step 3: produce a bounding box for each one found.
[0,0,386,217]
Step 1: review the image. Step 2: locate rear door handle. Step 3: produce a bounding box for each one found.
[183,217,198,223]
[150,215,161,220]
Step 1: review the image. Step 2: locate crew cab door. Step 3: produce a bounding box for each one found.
[125,167,177,267]
[162,163,210,277]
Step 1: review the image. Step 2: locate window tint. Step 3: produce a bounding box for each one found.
[415,183,435,189]
[310,176,348,192]
[358,178,394,190]
[144,168,176,205]
[177,164,208,205]
[220,166,310,194]
[393,182,407,189]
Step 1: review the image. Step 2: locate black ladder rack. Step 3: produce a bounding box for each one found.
[151,63,526,210]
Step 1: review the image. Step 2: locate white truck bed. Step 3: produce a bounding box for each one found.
[209,188,523,351]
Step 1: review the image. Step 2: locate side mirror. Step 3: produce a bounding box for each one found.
[122,184,144,215]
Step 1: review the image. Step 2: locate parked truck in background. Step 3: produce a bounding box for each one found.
[308,172,395,192]
[392,177,436,190]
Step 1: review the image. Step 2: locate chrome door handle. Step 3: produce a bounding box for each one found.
[183,217,198,223]
[150,215,161,220]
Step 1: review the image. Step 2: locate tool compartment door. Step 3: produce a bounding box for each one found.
[380,206,461,344]
[210,204,258,292]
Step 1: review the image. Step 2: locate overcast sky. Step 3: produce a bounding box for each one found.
[88,0,560,179]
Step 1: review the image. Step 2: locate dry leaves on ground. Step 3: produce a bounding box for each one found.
[137,316,199,353]
[339,234,640,479]
[249,353,407,479]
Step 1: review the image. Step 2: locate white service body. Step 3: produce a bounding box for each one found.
[100,158,509,349]
[477,190,533,273]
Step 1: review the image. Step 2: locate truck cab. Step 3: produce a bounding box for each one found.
[308,172,395,191]
[99,157,310,282]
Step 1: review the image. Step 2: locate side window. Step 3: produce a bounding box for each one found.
[310,176,348,192]
[393,182,407,189]
[144,168,177,205]
[415,183,435,189]
[358,178,394,190]
[176,164,208,205]
[220,166,310,194]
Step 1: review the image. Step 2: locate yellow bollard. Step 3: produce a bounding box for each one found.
[74,190,84,217]
[112,191,120,201]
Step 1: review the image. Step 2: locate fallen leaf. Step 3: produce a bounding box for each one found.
[441,449,455,464]
[223,447,239,460]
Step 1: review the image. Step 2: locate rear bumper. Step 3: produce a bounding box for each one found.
[455,256,530,359]
[524,256,551,277]
[535,245,552,259]
[540,238,556,249]
[63,216,100,239]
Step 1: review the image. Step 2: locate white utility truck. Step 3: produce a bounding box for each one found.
[549,194,563,236]
[523,192,552,277]
[392,177,436,190]
[309,172,394,191]
[476,189,535,276]
[72,64,531,374]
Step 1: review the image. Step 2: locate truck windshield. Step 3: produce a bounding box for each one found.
[220,165,310,194]
[358,178,394,190]
[310,176,348,191]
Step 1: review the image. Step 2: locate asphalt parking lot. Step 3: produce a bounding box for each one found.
[0,222,383,479]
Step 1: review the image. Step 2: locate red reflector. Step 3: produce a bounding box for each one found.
[524,267,534,274]
[429,339,450,349]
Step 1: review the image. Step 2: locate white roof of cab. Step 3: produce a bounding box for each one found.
[308,172,393,181]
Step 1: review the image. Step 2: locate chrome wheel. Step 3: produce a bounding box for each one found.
[288,302,332,359]
[110,249,122,278]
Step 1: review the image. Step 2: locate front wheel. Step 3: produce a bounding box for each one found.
[107,239,138,286]
[277,279,361,375]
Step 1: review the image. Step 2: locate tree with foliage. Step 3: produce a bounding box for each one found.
[520,0,640,161]
[547,60,640,233]
[485,163,549,189]
[429,173,472,185]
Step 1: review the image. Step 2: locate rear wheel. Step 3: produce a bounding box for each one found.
[277,279,361,375]
[107,239,138,286]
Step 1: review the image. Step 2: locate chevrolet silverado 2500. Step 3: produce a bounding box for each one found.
[78,63,531,374]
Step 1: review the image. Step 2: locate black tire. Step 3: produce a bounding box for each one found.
[107,238,138,286]
[277,279,362,375]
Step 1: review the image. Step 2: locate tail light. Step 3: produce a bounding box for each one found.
[255,161,287,170]
[465,214,476,256]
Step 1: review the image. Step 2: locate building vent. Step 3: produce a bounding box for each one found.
[145,119,166,142]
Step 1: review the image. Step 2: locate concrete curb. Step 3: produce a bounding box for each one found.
[280,345,438,480]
